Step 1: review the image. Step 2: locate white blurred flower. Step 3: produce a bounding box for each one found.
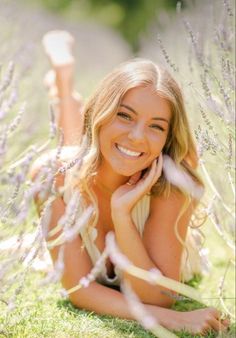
[121,280,158,330]
[105,231,132,271]
[163,155,204,199]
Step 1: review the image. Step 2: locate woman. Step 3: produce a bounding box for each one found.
[31,31,229,335]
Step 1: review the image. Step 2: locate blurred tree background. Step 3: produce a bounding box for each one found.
[28,0,180,52]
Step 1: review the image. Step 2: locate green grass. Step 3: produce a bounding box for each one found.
[0,258,235,338]
[0,190,234,338]
[0,215,234,338]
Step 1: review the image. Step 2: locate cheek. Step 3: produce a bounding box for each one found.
[98,130,106,156]
[99,126,114,156]
[99,124,111,143]
[150,133,167,153]
[99,120,117,139]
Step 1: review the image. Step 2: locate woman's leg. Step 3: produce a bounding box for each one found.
[42,31,84,145]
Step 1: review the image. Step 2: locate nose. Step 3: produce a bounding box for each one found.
[127,123,146,143]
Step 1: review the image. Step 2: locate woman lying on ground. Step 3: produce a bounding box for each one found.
[30,31,230,336]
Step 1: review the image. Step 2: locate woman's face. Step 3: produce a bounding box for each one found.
[99,86,172,177]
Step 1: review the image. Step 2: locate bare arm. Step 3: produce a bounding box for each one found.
[47,193,134,319]
[29,158,229,335]
[29,158,170,322]
[112,192,194,308]
[110,159,195,307]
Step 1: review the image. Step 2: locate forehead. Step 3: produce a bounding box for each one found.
[121,86,171,121]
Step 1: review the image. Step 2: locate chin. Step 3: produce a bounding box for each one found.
[113,167,134,177]
[111,163,146,177]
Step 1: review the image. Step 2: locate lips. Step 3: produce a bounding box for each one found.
[115,143,144,158]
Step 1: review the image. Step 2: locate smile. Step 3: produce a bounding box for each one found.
[116,144,143,158]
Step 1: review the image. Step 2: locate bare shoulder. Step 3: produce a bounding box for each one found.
[150,189,193,213]
[147,189,198,232]
[143,189,198,283]
[29,148,94,301]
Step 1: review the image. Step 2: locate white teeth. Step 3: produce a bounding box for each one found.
[117,144,142,157]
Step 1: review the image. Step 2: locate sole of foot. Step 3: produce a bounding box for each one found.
[42,30,75,67]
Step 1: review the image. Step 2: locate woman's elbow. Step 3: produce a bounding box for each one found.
[148,293,176,308]
[131,282,177,308]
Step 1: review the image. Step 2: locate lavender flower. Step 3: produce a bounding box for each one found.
[163,155,204,199]
[121,281,177,338]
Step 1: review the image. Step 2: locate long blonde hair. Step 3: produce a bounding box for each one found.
[67,58,204,231]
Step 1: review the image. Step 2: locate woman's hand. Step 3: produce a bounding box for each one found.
[158,307,230,336]
[111,153,163,218]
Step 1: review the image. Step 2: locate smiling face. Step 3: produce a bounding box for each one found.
[98,85,172,177]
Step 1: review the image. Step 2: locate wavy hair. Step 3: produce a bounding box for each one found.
[66,58,204,237]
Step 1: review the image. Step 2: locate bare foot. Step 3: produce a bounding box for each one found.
[161,307,230,336]
[42,30,76,96]
[42,30,75,67]
[41,31,84,145]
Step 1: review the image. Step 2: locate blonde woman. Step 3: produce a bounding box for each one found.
[31,31,230,336]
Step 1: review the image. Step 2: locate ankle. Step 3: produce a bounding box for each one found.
[55,66,75,97]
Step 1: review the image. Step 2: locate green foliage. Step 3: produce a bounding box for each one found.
[36,0,179,52]
[86,0,179,51]
[40,0,74,11]
[1,270,234,337]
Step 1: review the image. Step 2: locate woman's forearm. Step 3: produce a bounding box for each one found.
[113,215,175,307]
[68,279,172,324]
[69,281,134,319]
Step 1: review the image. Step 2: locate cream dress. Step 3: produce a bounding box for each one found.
[63,172,209,288]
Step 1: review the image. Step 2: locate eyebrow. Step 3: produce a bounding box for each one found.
[120,104,169,124]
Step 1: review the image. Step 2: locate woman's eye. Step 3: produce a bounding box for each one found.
[150,124,165,132]
[117,112,132,121]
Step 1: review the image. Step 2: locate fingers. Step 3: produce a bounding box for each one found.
[140,153,163,190]
[207,308,230,334]
[154,153,163,183]
[149,153,163,187]
[142,159,157,183]
[221,318,230,327]
[209,318,229,335]
[127,171,142,185]
[125,154,163,198]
